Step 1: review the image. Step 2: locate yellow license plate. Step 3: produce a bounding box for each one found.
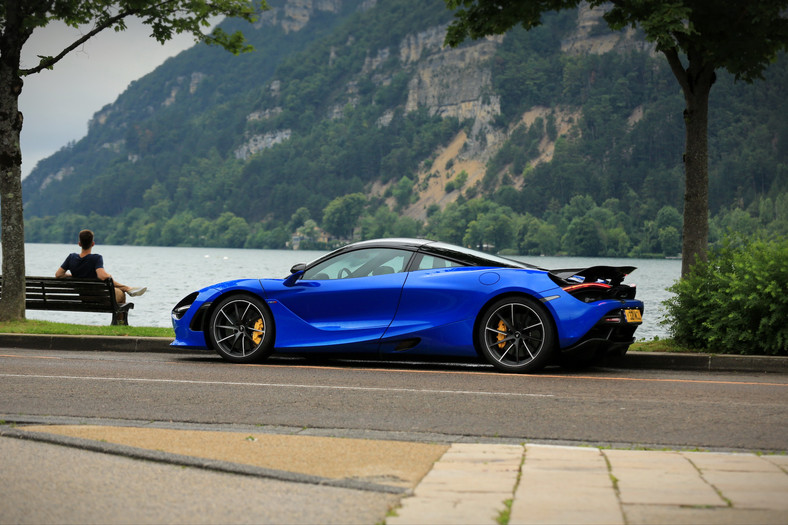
[625,309,642,323]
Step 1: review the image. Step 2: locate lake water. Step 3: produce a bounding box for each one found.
[20,243,681,340]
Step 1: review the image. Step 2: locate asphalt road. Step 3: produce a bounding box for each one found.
[1,347,787,452]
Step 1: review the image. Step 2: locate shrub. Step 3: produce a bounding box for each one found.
[663,236,788,355]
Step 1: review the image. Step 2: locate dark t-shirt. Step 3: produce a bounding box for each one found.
[60,253,104,278]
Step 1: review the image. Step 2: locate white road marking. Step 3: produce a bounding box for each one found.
[0,373,554,397]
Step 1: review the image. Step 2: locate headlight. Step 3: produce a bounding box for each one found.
[172,292,198,320]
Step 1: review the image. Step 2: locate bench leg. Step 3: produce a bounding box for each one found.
[112,311,129,326]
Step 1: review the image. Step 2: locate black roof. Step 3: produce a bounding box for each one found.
[308,238,535,270]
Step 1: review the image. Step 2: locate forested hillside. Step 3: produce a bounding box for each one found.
[22,0,787,257]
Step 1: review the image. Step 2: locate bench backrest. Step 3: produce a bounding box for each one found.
[0,276,121,313]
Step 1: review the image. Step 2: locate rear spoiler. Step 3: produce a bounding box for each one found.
[549,266,636,287]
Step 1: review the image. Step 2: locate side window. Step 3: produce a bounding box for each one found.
[303,248,411,280]
[412,254,465,271]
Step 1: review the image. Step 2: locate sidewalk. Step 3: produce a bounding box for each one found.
[2,421,787,525]
[390,443,788,525]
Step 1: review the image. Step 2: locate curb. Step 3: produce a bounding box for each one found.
[603,351,788,374]
[1,333,786,374]
[0,333,178,353]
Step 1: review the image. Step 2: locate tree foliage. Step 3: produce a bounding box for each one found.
[0,0,263,320]
[322,193,367,239]
[444,0,788,276]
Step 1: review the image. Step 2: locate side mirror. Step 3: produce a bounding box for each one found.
[284,263,306,287]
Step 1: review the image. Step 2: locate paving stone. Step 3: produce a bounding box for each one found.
[388,493,504,525]
[431,461,521,473]
[522,444,609,471]
[702,470,788,510]
[683,451,784,473]
[439,443,524,462]
[680,451,788,511]
[604,449,725,507]
[511,470,623,525]
[761,454,788,470]
[508,445,622,525]
[389,443,522,525]
[623,504,788,525]
[604,449,691,472]
[412,469,517,496]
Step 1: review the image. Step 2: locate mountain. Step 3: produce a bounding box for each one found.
[22,0,788,256]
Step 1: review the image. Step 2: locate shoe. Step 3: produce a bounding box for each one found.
[127,287,147,297]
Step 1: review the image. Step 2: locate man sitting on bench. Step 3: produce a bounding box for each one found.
[55,229,146,304]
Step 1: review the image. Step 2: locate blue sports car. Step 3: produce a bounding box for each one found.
[171,238,643,373]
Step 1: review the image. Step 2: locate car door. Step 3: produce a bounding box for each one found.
[269,247,412,348]
[383,252,480,339]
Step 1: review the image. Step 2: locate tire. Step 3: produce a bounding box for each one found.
[477,296,556,373]
[207,294,274,363]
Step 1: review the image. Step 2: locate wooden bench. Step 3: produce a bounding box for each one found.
[0,276,134,326]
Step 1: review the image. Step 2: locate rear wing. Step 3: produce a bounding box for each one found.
[549,266,636,287]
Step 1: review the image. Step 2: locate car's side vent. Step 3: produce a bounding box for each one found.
[394,338,421,351]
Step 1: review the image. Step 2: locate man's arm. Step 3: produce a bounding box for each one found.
[96,267,128,291]
[55,267,66,278]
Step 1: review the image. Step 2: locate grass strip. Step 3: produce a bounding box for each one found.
[0,320,173,338]
[631,338,698,353]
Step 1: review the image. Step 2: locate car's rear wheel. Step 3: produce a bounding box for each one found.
[477,297,555,373]
[207,294,274,363]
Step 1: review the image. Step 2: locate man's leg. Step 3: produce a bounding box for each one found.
[113,285,126,304]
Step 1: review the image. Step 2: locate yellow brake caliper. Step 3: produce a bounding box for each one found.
[497,320,507,349]
[252,318,264,344]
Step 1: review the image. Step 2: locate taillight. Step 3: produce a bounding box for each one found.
[563,283,611,293]
[562,282,610,303]
[563,282,636,303]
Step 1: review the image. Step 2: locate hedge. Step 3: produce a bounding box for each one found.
[663,236,788,356]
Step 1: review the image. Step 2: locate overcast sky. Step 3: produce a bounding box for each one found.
[19,19,199,178]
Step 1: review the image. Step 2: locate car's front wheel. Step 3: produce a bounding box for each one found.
[477,297,555,373]
[207,294,274,363]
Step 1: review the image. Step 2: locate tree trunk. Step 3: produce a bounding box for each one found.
[0,46,27,321]
[681,81,711,277]
[663,48,715,277]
